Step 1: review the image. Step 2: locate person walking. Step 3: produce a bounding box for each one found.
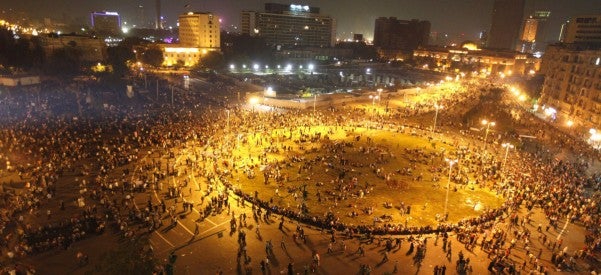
[281,237,287,251]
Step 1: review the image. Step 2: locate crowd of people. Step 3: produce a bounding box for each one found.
[0,73,598,275]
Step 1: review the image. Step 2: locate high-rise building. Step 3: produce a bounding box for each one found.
[155,0,162,29]
[487,0,526,50]
[158,12,221,67]
[521,18,538,42]
[136,5,146,28]
[539,15,601,129]
[373,17,430,51]
[517,10,550,53]
[240,3,336,48]
[539,43,601,125]
[91,12,121,36]
[564,15,601,44]
[178,12,220,49]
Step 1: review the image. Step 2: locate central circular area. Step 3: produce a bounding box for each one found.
[214,125,504,227]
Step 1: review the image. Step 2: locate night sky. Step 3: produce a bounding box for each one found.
[1,0,600,42]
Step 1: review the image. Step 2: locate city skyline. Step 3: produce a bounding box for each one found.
[1,0,600,43]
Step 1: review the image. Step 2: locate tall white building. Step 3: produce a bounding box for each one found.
[178,12,220,49]
[160,12,221,67]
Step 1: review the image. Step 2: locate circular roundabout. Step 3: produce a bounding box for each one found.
[184,122,507,235]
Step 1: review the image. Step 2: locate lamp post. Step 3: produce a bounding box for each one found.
[482,119,496,148]
[226,109,231,133]
[501,142,514,171]
[444,158,458,220]
[590,128,601,149]
[432,103,443,132]
[369,95,379,119]
[377,88,383,104]
[249,97,259,113]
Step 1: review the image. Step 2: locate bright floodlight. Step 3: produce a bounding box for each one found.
[445,158,458,165]
[230,64,235,70]
[308,64,314,71]
[253,64,259,70]
[249,97,259,105]
[502,143,514,149]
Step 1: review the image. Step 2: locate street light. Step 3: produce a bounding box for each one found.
[432,103,443,132]
[589,128,601,149]
[369,95,379,118]
[226,109,231,133]
[444,158,458,220]
[482,119,496,148]
[249,97,259,113]
[566,120,574,127]
[501,142,514,171]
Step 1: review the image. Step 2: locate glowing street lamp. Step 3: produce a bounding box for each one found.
[369,95,379,118]
[501,142,514,171]
[432,103,443,132]
[482,119,496,148]
[590,129,601,149]
[566,120,574,127]
[249,97,259,112]
[443,158,458,219]
[226,109,231,133]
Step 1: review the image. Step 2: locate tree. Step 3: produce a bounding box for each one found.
[141,47,164,67]
[44,45,82,76]
[106,45,134,76]
[198,51,224,70]
[0,27,45,72]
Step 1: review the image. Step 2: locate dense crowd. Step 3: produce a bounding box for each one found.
[0,74,598,275]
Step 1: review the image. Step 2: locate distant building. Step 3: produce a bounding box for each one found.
[178,12,220,49]
[240,3,336,48]
[40,33,107,62]
[539,43,601,125]
[564,15,601,44]
[155,0,162,29]
[353,33,364,42]
[373,17,430,52]
[157,12,221,67]
[91,11,121,36]
[517,11,550,53]
[413,42,539,76]
[487,0,526,50]
[539,15,601,127]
